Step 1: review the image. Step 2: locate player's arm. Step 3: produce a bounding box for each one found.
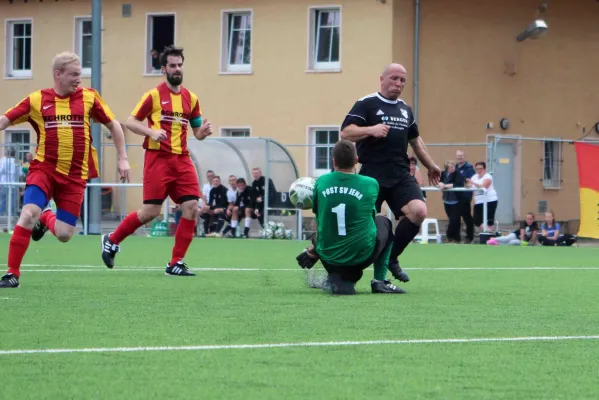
[409,134,441,186]
[105,120,131,182]
[189,94,212,141]
[1,96,32,131]
[89,90,131,182]
[126,92,167,142]
[340,100,388,142]
[0,115,11,131]
[297,184,320,269]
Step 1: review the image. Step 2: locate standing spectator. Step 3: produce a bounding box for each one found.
[251,167,276,227]
[438,160,464,243]
[408,156,426,201]
[150,49,161,72]
[0,148,23,216]
[466,161,498,232]
[455,149,475,243]
[21,152,33,176]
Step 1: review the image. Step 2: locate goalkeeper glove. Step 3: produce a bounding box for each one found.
[296,241,319,270]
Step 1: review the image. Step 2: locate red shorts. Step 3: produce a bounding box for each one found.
[26,164,86,217]
[143,151,201,204]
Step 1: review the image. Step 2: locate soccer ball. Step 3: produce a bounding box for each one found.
[274,228,285,239]
[284,229,293,240]
[289,177,316,210]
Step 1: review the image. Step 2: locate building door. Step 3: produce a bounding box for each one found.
[491,141,515,224]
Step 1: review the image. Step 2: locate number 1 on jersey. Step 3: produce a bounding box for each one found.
[332,203,347,236]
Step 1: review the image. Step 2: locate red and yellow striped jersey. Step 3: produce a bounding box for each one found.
[3,87,115,180]
[131,82,201,155]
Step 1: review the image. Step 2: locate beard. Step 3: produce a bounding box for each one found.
[166,72,183,86]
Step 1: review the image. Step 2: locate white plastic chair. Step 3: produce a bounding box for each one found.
[415,218,442,244]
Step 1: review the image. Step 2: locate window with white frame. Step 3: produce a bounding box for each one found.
[74,17,92,75]
[221,128,251,137]
[5,20,32,78]
[308,8,341,71]
[4,130,31,162]
[543,139,562,189]
[311,128,339,175]
[146,14,175,74]
[221,11,252,73]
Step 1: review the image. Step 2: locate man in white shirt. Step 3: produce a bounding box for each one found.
[0,148,23,216]
[194,169,215,236]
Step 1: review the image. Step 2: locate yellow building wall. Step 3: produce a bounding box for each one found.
[412,0,599,222]
[2,0,598,225]
[0,0,394,214]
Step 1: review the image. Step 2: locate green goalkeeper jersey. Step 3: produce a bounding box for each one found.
[312,171,379,266]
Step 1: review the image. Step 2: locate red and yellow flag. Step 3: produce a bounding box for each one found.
[574,142,599,238]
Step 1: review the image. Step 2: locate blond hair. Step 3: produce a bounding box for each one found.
[444,160,455,169]
[52,52,81,73]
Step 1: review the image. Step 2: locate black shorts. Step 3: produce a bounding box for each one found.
[374,173,425,218]
[473,200,498,227]
[321,215,393,283]
[238,207,258,219]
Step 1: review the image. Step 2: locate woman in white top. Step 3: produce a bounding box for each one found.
[466,161,498,231]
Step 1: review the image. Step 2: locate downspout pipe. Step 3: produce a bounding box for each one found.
[413,0,420,122]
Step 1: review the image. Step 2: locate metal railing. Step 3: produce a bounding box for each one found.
[1,182,489,240]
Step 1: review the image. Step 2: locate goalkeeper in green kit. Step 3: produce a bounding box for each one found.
[296,140,405,295]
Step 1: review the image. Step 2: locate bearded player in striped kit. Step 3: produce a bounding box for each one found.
[101,45,213,276]
[0,52,131,288]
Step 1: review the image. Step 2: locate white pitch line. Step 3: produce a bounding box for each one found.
[0,335,598,356]
[17,265,599,273]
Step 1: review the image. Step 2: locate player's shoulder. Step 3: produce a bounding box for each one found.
[80,87,105,102]
[354,92,380,105]
[80,87,98,95]
[357,174,379,187]
[315,171,335,184]
[181,86,198,98]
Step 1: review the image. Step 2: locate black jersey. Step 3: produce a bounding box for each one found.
[341,92,419,187]
[235,186,256,209]
[208,184,229,210]
[252,176,277,200]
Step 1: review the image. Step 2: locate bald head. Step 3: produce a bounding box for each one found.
[382,63,406,77]
[380,63,407,100]
[456,150,466,165]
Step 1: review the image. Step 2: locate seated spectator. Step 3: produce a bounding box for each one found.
[438,160,464,243]
[223,178,259,238]
[200,176,229,236]
[466,161,498,232]
[225,175,237,219]
[197,170,215,235]
[538,211,577,247]
[488,212,538,246]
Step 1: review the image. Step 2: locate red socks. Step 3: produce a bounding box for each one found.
[171,217,196,265]
[7,225,33,277]
[40,211,57,236]
[110,212,143,245]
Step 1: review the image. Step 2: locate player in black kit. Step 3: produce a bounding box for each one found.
[222,178,259,238]
[340,63,441,284]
